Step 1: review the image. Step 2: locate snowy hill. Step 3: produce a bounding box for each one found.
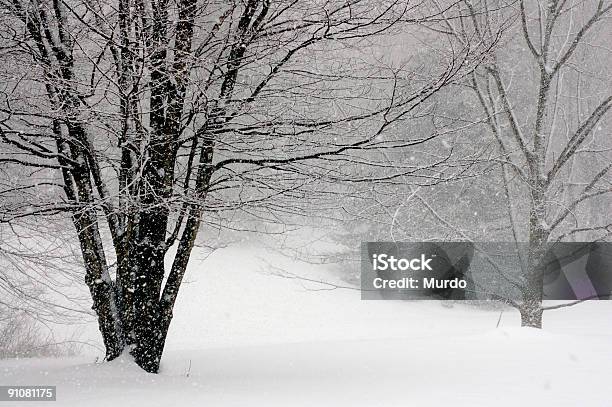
[2,244,612,406]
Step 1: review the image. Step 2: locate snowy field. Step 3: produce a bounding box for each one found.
[2,244,611,406]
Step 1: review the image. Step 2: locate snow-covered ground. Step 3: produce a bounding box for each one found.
[2,244,611,406]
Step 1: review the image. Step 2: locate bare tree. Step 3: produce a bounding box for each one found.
[457,0,612,326]
[0,0,488,372]
[329,0,612,327]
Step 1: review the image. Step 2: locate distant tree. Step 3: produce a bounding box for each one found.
[334,0,612,327]
[457,0,612,326]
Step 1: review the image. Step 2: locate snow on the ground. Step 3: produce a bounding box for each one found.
[2,244,612,406]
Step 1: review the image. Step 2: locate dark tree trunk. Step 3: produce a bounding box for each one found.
[131,209,169,373]
[56,132,124,360]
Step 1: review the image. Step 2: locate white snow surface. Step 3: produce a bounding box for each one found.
[2,244,612,406]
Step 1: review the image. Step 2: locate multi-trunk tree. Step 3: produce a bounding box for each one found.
[0,0,486,372]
